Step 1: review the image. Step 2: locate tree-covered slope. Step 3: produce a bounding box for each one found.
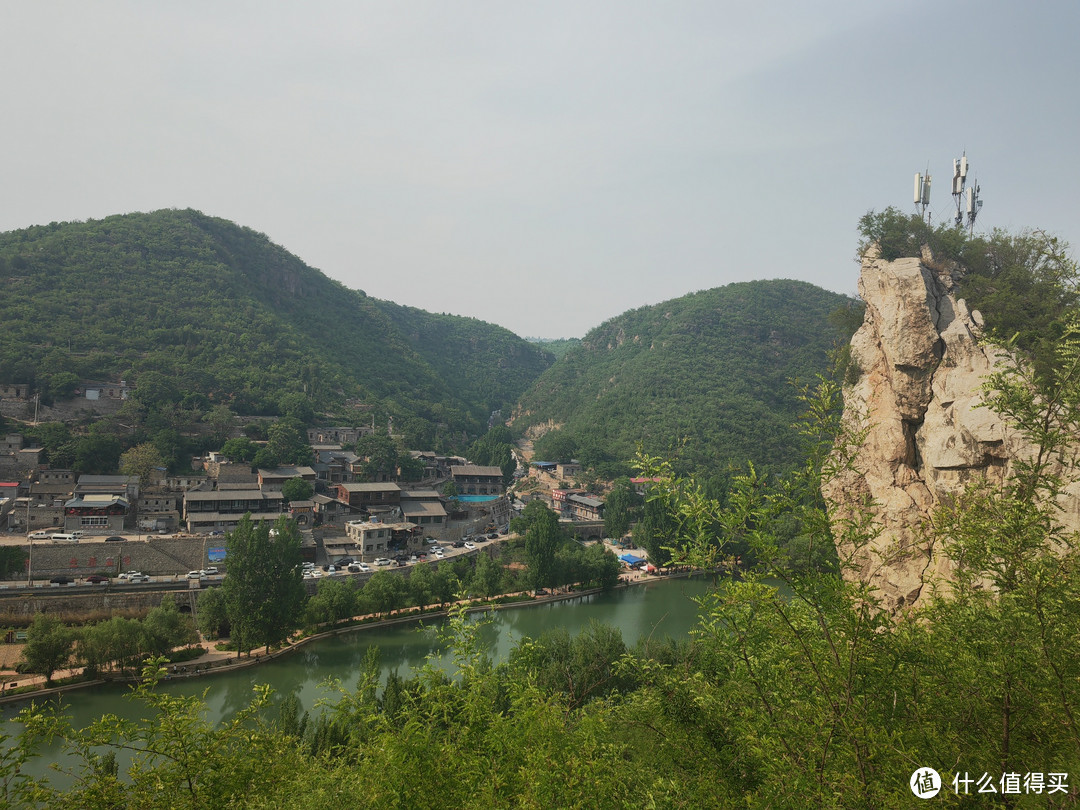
[0,209,550,445]
[511,280,856,475]
[372,301,554,420]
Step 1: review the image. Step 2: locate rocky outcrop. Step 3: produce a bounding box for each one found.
[824,249,1080,610]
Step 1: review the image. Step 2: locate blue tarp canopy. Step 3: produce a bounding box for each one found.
[619,554,645,566]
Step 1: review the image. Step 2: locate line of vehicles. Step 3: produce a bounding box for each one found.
[27,530,126,543]
[30,568,221,587]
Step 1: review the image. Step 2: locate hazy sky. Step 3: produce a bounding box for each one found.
[4,2,1078,338]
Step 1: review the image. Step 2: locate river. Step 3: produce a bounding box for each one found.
[2,576,724,785]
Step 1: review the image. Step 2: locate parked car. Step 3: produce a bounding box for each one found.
[129,574,151,583]
[85,574,110,583]
[464,542,477,550]
[104,535,125,542]
[187,571,205,579]
[356,563,371,572]
[487,533,499,540]
[50,576,74,585]
[337,557,354,566]
[452,541,465,548]
[118,571,143,581]
[373,558,392,566]
[201,567,219,576]
[28,530,50,540]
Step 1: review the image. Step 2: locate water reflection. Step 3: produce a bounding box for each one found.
[2,577,719,785]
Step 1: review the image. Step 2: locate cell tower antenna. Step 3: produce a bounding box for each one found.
[949,151,984,234]
[965,175,983,235]
[914,164,932,224]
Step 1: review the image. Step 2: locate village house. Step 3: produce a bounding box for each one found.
[182,488,284,533]
[556,460,583,480]
[0,384,29,399]
[399,489,449,535]
[30,470,75,506]
[310,493,348,524]
[75,474,140,503]
[450,464,503,496]
[137,486,183,533]
[344,517,422,560]
[288,499,315,528]
[63,493,129,534]
[257,465,317,491]
[75,380,131,401]
[335,481,401,511]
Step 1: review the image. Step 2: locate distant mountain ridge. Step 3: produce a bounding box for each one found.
[0,209,552,447]
[511,280,856,476]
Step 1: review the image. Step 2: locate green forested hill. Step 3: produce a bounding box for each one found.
[511,280,856,476]
[0,209,551,447]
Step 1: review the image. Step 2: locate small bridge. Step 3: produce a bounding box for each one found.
[560,520,605,542]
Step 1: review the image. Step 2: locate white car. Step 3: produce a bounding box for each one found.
[463,542,476,550]
[200,567,219,576]
[187,571,205,580]
[118,571,143,581]
[373,558,393,566]
[129,574,151,583]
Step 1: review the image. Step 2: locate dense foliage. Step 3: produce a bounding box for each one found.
[220,515,306,654]
[0,210,551,449]
[8,321,1080,806]
[512,279,856,478]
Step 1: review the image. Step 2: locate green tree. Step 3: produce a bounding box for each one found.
[469,550,502,598]
[195,587,229,640]
[220,514,305,654]
[205,404,236,446]
[281,478,314,504]
[19,614,75,685]
[361,570,407,614]
[278,392,314,425]
[602,477,639,539]
[141,596,198,657]
[265,418,313,467]
[304,578,356,629]
[407,562,435,607]
[523,502,561,590]
[119,443,165,484]
[532,430,577,463]
[221,436,257,463]
[73,434,122,475]
[354,433,400,481]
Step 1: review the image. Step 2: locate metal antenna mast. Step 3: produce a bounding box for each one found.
[914,164,932,224]
[950,152,983,234]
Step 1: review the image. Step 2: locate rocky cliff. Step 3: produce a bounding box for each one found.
[823,248,1080,610]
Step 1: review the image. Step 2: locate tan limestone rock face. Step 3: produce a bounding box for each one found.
[824,252,1079,611]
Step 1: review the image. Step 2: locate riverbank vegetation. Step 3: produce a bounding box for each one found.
[5,227,1080,807]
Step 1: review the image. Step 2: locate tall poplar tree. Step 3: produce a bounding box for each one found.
[221,514,305,654]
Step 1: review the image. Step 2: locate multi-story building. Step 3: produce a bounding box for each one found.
[182,489,284,533]
[335,482,401,511]
[344,518,421,560]
[450,465,503,496]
